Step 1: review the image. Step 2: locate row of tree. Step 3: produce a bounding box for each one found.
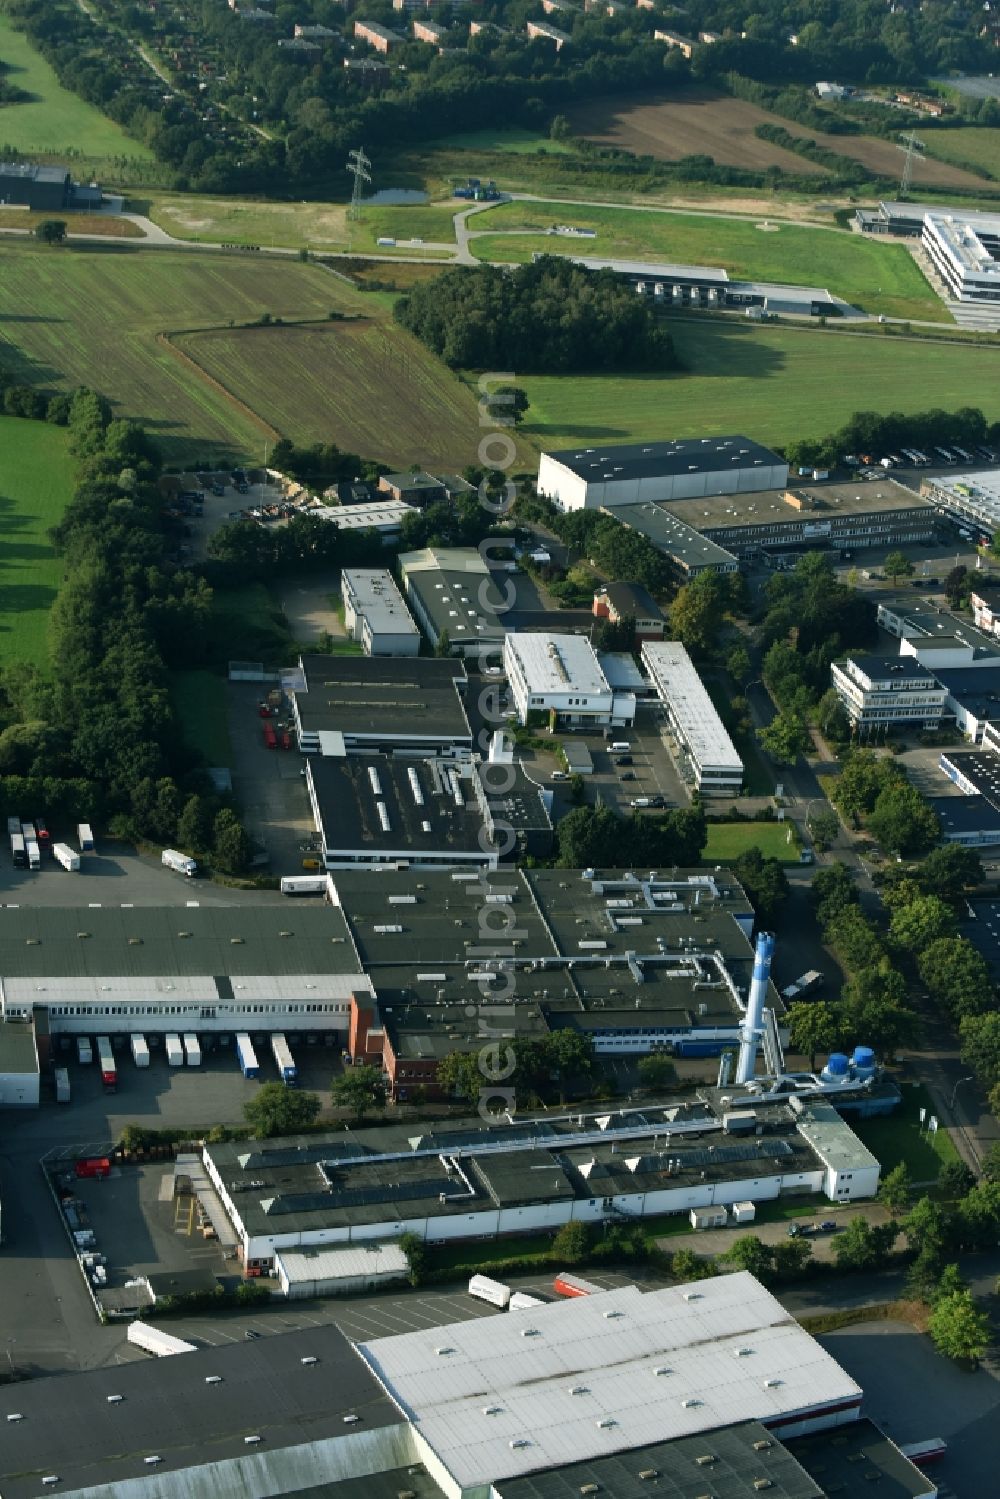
[787,406,1000,474]
[0,381,257,872]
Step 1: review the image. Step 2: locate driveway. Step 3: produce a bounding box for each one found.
[665,1200,896,1263]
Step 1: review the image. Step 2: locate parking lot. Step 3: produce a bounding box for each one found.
[167,469,288,564]
[0,842,287,907]
[519,704,691,818]
[225,680,315,876]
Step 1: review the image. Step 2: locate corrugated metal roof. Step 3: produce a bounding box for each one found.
[275,1244,408,1283]
[357,1276,860,1490]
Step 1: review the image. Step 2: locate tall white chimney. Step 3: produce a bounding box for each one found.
[735,932,774,1085]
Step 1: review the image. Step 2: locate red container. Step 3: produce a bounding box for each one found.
[75,1157,111,1179]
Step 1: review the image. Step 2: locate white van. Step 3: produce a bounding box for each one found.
[610,740,631,752]
[551,770,568,781]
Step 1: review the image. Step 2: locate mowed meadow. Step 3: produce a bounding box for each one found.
[0,417,75,668]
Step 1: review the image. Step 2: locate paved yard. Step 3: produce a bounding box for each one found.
[277,574,347,644]
[224,679,314,876]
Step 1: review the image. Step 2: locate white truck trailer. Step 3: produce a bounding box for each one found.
[165,1033,184,1067]
[76,1037,93,1065]
[126,1322,198,1358]
[53,843,81,872]
[130,1035,150,1068]
[77,823,95,851]
[183,1033,201,1066]
[162,848,197,877]
[54,1068,71,1104]
[468,1275,512,1309]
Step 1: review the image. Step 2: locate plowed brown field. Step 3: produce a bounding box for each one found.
[568,90,986,189]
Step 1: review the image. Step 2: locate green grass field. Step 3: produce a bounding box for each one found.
[517,320,1000,452]
[0,416,73,668]
[703,821,801,863]
[145,193,457,254]
[208,584,294,669]
[176,318,526,472]
[428,127,576,157]
[0,243,367,463]
[922,127,1000,179]
[468,201,943,321]
[0,14,153,161]
[169,670,233,765]
[851,1083,959,1182]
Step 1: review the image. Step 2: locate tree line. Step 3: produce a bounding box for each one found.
[395,258,676,375]
[0,376,257,873]
[787,406,1000,474]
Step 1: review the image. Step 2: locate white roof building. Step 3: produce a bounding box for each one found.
[503,632,635,727]
[641,641,743,793]
[341,567,420,656]
[309,499,416,540]
[357,1275,863,1494]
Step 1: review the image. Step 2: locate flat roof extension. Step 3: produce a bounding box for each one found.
[296,654,471,742]
[546,436,782,483]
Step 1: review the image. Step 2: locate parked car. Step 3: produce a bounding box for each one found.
[819,1220,838,1233]
[613,754,632,766]
[620,771,636,781]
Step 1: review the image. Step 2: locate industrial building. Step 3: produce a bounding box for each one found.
[537,437,788,513]
[936,746,1000,846]
[608,502,741,576]
[289,654,473,757]
[558,252,857,317]
[305,754,500,871]
[0,160,102,211]
[274,1242,409,1298]
[306,498,416,543]
[467,753,554,861]
[0,1017,40,1107]
[398,547,509,659]
[641,641,744,793]
[0,1281,934,1499]
[923,209,1000,305]
[340,568,420,656]
[0,904,372,1040]
[830,654,948,732]
[203,1082,882,1262]
[503,632,635,728]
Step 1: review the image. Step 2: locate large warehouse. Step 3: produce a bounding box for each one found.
[0,160,102,211]
[0,1281,934,1499]
[290,653,473,757]
[537,437,788,512]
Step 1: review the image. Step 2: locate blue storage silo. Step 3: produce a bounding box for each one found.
[821,1052,850,1083]
[850,1045,877,1081]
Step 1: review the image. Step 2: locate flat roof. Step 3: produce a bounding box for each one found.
[935,664,1000,712]
[0,1324,404,1499]
[786,1417,936,1499]
[939,749,1000,803]
[505,633,610,696]
[792,1099,880,1175]
[929,794,1000,835]
[296,655,471,741]
[383,997,550,1061]
[493,1421,824,1499]
[609,503,738,571]
[472,760,553,832]
[308,500,416,529]
[0,1019,38,1072]
[357,1276,862,1490]
[846,653,938,683]
[597,652,648,692]
[0,905,360,979]
[340,569,419,637]
[309,756,489,859]
[545,436,783,484]
[925,468,1000,527]
[641,643,743,772]
[663,480,933,534]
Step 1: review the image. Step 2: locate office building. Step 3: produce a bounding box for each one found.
[537,437,788,513]
[503,632,635,727]
[830,655,948,732]
[340,568,420,656]
[641,641,743,792]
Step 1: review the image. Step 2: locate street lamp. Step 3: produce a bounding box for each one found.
[950,1074,975,1111]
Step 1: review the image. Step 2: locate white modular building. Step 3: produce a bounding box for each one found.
[274,1243,409,1298]
[641,641,743,793]
[503,632,635,727]
[537,436,788,513]
[340,567,420,656]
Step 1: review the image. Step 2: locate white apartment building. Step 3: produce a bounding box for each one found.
[831,654,948,731]
[503,632,635,727]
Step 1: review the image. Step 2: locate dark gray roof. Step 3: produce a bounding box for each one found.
[547,437,783,484]
[493,1422,822,1499]
[296,655,472,741]
[0,1019,38,1072]
[286,1468,444,1499]
[472,760,553,833]
[929,794,1000,835]
[309,755,489,858]
[0,1324,404,1499]
[598,580,665,621]
[848,653,937,682]
[0,905,358,978]
[785,1418,937,1499]
[939,750,1000,803]
[935,665,1000,714]
[0,162,69,184]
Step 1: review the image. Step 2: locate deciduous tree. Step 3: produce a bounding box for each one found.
[244,1083,320,1139]
[331,1064,387,1122]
